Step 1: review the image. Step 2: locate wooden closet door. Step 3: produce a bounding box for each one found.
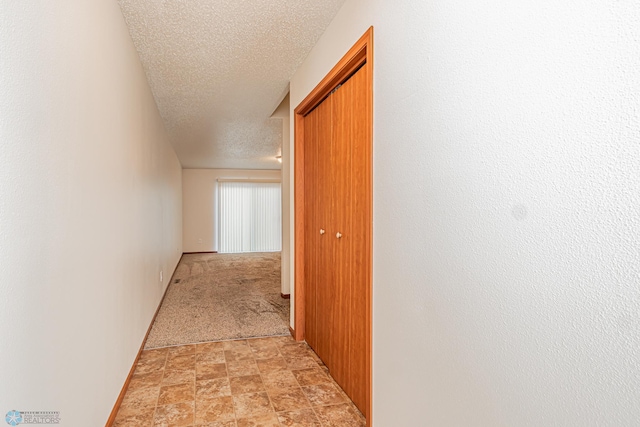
[347,64,370,416]
[328,76,354,393]
[295,28,372,425]
[305,65,371,415]
[303,65,369,418]
[314,96,334,364]
[303,105,319,350]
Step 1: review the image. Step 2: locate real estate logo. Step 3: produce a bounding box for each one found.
[5,410,60,425]
[5,411,22,426]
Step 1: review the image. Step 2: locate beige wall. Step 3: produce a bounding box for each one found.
[0,1,183,425]
[290,0,640,425]
[182,169,282,254]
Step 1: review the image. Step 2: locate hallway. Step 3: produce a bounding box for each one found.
[113,336,365,426]
[2,1,639,426]
[112,251,368,425]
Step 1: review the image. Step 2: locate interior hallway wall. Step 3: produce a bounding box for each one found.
[289,0,640,425]
[182,169,282,253]
[272,94,293,296]
[0,1,183,425]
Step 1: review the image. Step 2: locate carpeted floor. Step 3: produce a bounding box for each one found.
[144,252,289,349]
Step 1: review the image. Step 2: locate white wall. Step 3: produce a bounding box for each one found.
[272,94,293,296]
[289,0,640,425]
[183,169,282,253]
[0,2,182,426]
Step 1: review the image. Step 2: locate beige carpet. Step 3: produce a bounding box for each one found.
[144,252,289,349]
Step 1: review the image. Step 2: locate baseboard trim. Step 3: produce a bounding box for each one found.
[105,254,183,427]
[183,251,218,254]
[280,293,290,299]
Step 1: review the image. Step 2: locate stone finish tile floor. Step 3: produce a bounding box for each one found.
[113,336,366,427]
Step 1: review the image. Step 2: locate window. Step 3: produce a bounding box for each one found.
[218,180,282,253]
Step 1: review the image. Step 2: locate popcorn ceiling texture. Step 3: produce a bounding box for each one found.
[117,0,346,169]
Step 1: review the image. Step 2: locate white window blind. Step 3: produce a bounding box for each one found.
[218,180,282,253]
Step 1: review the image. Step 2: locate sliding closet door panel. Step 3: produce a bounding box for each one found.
[304,107,319,351]
[329,75,355,391]
[348,65,370,416]
[315,96,334,365]
[301,66,369,415]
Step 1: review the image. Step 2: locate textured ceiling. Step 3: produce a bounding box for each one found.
[118,0,346,170]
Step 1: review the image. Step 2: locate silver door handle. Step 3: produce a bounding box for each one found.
[336,232,342,239]
[320,229,325,235]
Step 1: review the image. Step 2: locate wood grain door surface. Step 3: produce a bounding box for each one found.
[317,97,335,367]
[303,65,368,417]
[346,65,370,415]
[303,105,318,351]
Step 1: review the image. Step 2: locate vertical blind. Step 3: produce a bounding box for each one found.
[218,181,282,253]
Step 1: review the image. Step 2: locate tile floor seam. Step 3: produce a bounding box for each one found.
[295,343,343,427]
[293,363,326,427]
[276,341,324,427]
[192,350,197,427]
[299,386,323,427]
[307,403,325,427]
[150,351,168,427]
[252,343,282,427]
[271,344,287,427]
[224,351,241,426]
[287,365,320,421]
[276,342,306,426]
